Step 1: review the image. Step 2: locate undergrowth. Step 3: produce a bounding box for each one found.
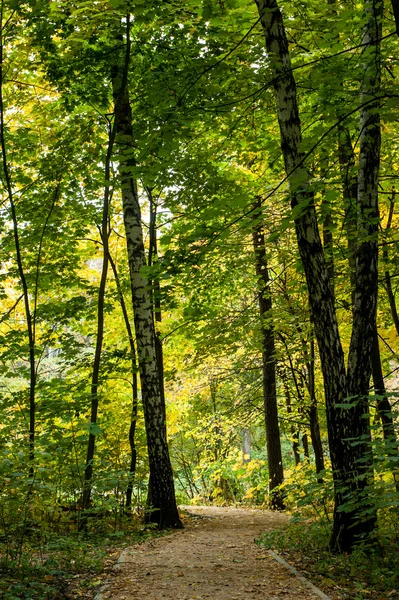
[254,456,399,600]
[257,510,399,599]
[0,513,162,600]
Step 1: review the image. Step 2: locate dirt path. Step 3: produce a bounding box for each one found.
[97,506,329,600]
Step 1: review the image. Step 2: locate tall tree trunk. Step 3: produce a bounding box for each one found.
[282,377,301,465]
[302,434,309,461]
[371,331,399,489]
[147,188,166,407]
[371,332,397,442]
[320,151,335,291]
[337,124,358,306]
[107,251,139,510]
[308,339,325,476]
[81,118,113,518]
[255,0,381,551]
[111,27,182,529]
[0,7,35,477]
[81,15,137,518]
[335,0,393,497]
[341,0,383,540]
[252,201,284,509]
[382,192,399,335]
[242,428,251,462]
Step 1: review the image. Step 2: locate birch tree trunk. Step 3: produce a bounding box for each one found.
[242,428,252,462]
[254,0,382,551]
[147,188,166,408]
[107,251,139,510]
[111,40,182,529]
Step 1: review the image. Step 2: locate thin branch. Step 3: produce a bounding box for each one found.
[0,294,23,322]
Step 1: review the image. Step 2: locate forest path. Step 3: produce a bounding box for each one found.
[97,506,330,600]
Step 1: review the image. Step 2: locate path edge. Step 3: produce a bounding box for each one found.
[267,550,332,600]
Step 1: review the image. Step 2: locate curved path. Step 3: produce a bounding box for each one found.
[97,506,330,600]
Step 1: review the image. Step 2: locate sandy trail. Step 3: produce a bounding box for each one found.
[98,506,329,600]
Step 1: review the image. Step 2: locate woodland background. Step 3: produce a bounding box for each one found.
[1,0,399,598]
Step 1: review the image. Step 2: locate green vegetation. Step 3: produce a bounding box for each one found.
[258,517,399,600]
[1,516,164,599]
[0,0,399,596]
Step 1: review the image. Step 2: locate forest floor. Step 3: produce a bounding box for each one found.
[95,506,331,600]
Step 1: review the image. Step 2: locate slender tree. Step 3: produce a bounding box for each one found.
[81,118,113,516]
[307,339,325,477]
[111,23,182,529]
[108,251,139,510]
[147,187,166,407]
[382,191,399,335]
[0,4,35,475]
[251,200,284,509]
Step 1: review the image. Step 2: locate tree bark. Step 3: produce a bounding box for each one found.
[252,201,284,509]
[390,0,399,34]
[384,266,399,336]
[107,251,139,510]
[283,377,301,465]
[302,434,309,461]
[338,0,383,544]
[147,188,166,408]
[371,332,399,490]
[371,332,397,442]
[255,0,381,550]
[242,428,251,462]
[308,339,325,476]
[111,30,182,529]
[382,192,399,335]
[338,125,358,306]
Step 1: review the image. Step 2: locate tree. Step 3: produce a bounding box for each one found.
[251,199,284,509]
[254,0,383,550]
[111,22,182,529]
[0,3,36,474]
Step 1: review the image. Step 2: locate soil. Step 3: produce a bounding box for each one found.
[97,506,330,600]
